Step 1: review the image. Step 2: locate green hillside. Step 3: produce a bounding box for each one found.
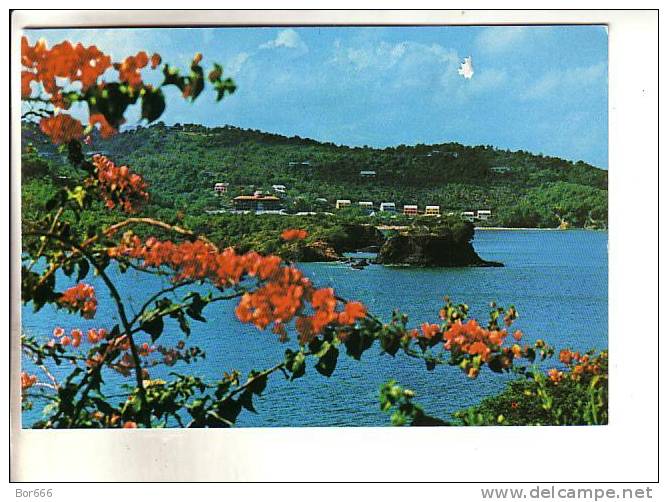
[21,121,607,228]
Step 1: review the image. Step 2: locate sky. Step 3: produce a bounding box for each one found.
[26,25,608,167]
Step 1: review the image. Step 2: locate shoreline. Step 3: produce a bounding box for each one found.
[474,227,607,231]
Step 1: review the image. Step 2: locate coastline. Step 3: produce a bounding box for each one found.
[474,227,562,231]
[474,227,607,231]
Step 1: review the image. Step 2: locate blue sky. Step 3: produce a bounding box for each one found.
[26,25,608,167]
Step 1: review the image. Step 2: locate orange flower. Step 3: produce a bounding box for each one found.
[70,328,82,348]
[338,301,366,325]
[559,349,574,365]
[468,341,491,361]
[39,114,84,144]
[89,113,117,139]
[52,327,65,338]
[150,53,162,69]
[116,51,149,89]
[21,36,111,95]
[513,330,523,341]
[311,288,336,310]
[548,368,564,384]
[420,322,441,339]
[58,283,97,319]
[21,372,38,390]
[122,421,138,429]
[281,228,308,241]
[92,155,148,213]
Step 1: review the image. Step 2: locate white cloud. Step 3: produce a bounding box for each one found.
[522,62,606,100]
[475,27,529,54]
[331,40,458,73]
[226,52,250,75]
[260,29,306,51]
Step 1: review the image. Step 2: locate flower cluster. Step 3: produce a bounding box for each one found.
[108,234,368,344]
[38,114,85,145]
[21,36,111,101]
[22,36,114,144]
[91,155,149,213]
[405,301,532,379]
[113,51,159,89]
[554,349,607,382]
[52,326,107,348]
[281,228,308,241]
[58,283,97,319]
[547,368,564,384]
[443,320,511,361]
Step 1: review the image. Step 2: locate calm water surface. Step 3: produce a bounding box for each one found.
[21,230,607,427]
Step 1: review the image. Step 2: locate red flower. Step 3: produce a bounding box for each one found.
[91,155,148,213]
[420,322,441,339]
[548,368,564,384]
[150,53,162,69]
[116,51,149,89]
[338,301,367,325]
[21,372,38,390]
[559,349,574,365]
[58,283,97,319]
[89,113,117,139]
[39,114,84,144]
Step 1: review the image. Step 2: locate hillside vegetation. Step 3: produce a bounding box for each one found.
[22,121,607,229]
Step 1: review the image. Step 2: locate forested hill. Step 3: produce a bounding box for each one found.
[21,121,608,228]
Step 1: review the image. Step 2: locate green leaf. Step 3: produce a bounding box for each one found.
[76,259,90,282]
[343,330,374,360]
[238,390,256,413]
[286,350,306,380]
[314,344,339,377]
[247,371,268,395]
[141,87,166,123]
[140,314,164,342]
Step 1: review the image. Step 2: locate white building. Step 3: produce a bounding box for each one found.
[461,211,475,222]
[358,201,374,209]
[272,184,287,193]
[403,205,418,216]
[214,182,229,194]
[379,202,396,213]
[425,205,440,216]
[336,199,352,209]
[360,170,377,177]
[490,166,512,174]
[477,210,492,220]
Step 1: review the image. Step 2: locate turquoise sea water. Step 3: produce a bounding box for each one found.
[21,230,607,427]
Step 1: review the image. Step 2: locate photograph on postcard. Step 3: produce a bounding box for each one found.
[18,24,608,429]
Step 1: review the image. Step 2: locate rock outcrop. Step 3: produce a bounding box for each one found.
[376,234,503,267]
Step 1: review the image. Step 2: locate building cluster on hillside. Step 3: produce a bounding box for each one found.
[213,183,492,221]
[460,210,493,222]
[490,166,512,174]
[232,192,283,214]
[335,200,443,217]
